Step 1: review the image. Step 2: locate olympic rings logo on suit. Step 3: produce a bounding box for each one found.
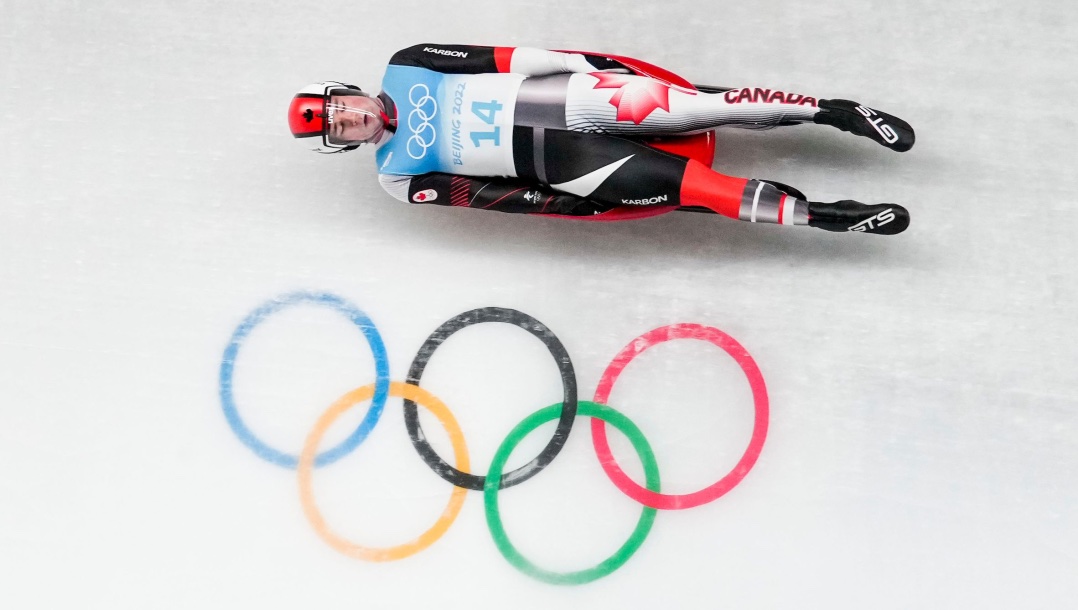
[406,83,438,160]
[218,291,770,586]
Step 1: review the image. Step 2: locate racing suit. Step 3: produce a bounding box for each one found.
[374,44,915,234]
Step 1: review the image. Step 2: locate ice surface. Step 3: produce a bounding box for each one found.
[2,1,1076,608]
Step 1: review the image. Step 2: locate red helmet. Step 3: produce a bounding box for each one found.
[288,81,374,153]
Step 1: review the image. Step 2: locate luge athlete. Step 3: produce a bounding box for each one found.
[288,44,915,235]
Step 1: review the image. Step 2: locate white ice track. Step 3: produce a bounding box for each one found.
[2,1,1077,608]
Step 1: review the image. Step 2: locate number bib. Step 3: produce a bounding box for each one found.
[376,65,524,178]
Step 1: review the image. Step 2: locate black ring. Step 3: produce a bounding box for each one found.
[403,307,578,491]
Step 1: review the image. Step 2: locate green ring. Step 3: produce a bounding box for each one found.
[483,401,661,585]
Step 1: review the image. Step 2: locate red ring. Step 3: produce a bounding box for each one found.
[591,324,769,510]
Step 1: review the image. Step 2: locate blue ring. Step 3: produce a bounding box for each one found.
[218,291,390,468]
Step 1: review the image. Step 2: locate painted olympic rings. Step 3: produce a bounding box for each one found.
[219,293,769,585]
[485,401,660,586]
[404,307,578,491]
[406,83,438,160]
[218,291,390,468]
[298,382,470,562]
[591,324,769,510]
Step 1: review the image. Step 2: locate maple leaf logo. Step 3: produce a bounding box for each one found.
[591,72,693,124]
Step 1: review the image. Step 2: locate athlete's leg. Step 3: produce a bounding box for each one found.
[678,159,909,234]
[563,73,915,152]
[521,129,908,234]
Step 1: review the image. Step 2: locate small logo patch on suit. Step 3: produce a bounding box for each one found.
[413,189,438,202]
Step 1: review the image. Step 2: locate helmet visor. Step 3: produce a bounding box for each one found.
[324,87,380,147]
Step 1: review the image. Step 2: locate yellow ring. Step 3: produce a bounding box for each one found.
[297,381,470,562]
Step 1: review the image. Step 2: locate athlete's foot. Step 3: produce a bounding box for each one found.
[813,99,915,152]
[807,200,910,235]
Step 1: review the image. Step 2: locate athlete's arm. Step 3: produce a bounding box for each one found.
[389,44,628,77]
[379,173,613,216]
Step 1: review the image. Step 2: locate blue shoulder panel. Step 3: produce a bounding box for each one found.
[375,66,449,175]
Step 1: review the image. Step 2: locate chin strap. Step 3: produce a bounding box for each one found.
[377,91,397,133]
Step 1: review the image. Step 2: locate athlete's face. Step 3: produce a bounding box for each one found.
[326,94,384,145]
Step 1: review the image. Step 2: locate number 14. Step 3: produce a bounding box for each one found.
[470,100,502,147]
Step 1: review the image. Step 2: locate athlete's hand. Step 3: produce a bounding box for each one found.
[812,99,915,152]
[562,52,634,75]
